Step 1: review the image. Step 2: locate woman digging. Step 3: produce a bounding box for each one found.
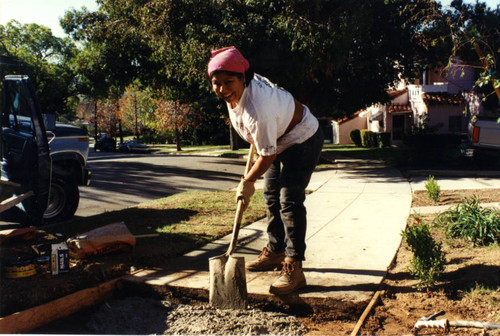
[208,46,324,295]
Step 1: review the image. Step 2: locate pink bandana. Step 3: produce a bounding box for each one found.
[207,46,250,78]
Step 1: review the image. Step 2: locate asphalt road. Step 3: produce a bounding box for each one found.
[75,150,247,218]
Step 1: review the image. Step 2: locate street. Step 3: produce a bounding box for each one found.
[76,150,247,218]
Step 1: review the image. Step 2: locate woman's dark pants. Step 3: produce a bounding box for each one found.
[263,128,324,261]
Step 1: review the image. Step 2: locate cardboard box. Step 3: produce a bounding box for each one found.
[51,242,69,275]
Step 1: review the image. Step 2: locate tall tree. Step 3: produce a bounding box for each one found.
[154,98,201,151]
[0,20,79,118]
[404,0,500,104]
[65,0,425,121]
[119,82,155,139]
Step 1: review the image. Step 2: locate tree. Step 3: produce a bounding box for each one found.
[154,98,201,151]
[119,82,155,139]
[404,0,500,105]
[0,20,79,118]
[64,0,426,122]
[96,96,120,137]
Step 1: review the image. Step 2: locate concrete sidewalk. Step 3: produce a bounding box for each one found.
[125,159,412,307]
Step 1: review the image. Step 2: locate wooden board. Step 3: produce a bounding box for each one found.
[0,278,121,333]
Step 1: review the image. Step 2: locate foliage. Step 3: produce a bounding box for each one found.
[434,197,500,246]
[377,132,391,147]
[119,83,156,139]
[0,20,79,118]
[96,97,120,137]
[62,0,425,120]
[349,129,362,147]
[425,175,441,203]
[360,129,377,147]
[403,1,500,104]
[154,99,201,151]
[401,216,446,289]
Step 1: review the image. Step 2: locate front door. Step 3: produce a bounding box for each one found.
[0,76,51,224]
[392,115,405,141]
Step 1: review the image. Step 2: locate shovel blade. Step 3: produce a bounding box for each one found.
[209,254,247,310]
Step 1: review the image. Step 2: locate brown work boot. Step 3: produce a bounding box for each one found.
[269,257,306,295]
[246,247,285,271]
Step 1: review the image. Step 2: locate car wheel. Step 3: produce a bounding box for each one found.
[43,178,80,224]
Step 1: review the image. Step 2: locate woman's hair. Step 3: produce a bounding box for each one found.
[209,67,254,86]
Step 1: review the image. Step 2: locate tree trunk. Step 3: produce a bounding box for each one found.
[175,129,182,151]
[94,100,98,139]
[118,120,124,145]
[230,124,239,150]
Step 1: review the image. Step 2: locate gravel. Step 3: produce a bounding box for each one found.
[87,297,309,335]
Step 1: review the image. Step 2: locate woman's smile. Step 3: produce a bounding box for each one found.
[211,72,246,108]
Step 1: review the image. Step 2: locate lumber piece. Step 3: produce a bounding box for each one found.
[0,278,121,334]
[350,290,382,336]
[0,191,34,213]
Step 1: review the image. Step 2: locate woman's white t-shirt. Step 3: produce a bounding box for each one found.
[227,74,319,156]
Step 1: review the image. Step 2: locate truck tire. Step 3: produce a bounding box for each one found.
[43,178,80,224]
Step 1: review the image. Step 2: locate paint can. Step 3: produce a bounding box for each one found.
[4,259,36,278]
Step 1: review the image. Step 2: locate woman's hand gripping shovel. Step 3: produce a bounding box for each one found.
[209,144,255,310]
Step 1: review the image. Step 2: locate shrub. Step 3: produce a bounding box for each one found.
[360,129,377,147]
[425,175,441,203]
[401,216,446,289]
[434,197,500,246]
[349,129,362,147]
[377,132,391,148]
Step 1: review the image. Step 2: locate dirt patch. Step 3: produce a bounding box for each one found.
[2,189,500,335]
[412,188,500,207]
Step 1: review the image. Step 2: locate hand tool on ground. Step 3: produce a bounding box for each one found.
[414,310,500,331]
[209,144,255,310]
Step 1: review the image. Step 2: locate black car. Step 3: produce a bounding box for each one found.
[94,136,116,151]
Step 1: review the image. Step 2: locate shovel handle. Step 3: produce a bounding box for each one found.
[226,144,255,256]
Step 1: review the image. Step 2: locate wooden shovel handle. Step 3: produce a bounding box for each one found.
[226,144,255,256]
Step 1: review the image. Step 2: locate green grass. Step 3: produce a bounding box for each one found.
[148,144,243,156]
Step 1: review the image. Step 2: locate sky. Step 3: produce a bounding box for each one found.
[0,0,99,38]
[0,0,498,39]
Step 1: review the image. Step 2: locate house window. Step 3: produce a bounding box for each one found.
[448,116,462,133]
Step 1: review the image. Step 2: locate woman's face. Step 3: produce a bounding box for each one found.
[211,72,245,108]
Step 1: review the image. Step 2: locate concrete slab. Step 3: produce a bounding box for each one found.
[124,161,412,308]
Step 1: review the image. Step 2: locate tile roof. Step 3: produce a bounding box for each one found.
[387,88,408,99]
[388,104,412,113]
[335,110,363,124]
[422,92,466,105]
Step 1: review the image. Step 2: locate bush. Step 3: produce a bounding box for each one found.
[401,217,446,289]
[377,132,391,147]
[425,175,441,203]
[349,129,362,147]
[434,197,500,246]
[360,129,377,147]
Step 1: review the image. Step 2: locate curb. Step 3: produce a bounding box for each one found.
[404,169,500,178]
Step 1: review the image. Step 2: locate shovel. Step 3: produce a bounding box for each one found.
[209,144,255,310]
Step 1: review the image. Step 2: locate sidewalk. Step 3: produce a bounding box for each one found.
[125,159,412,307]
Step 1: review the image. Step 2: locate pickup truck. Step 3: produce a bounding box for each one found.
[467,116,500,158]
[1,75,91,225]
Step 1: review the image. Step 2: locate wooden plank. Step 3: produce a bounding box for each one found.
[0,180,19,202]
[0,278,121,333]
[0,191,34,213]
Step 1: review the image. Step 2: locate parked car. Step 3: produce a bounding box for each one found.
[95,136,116,152]
[119,139,148,153]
